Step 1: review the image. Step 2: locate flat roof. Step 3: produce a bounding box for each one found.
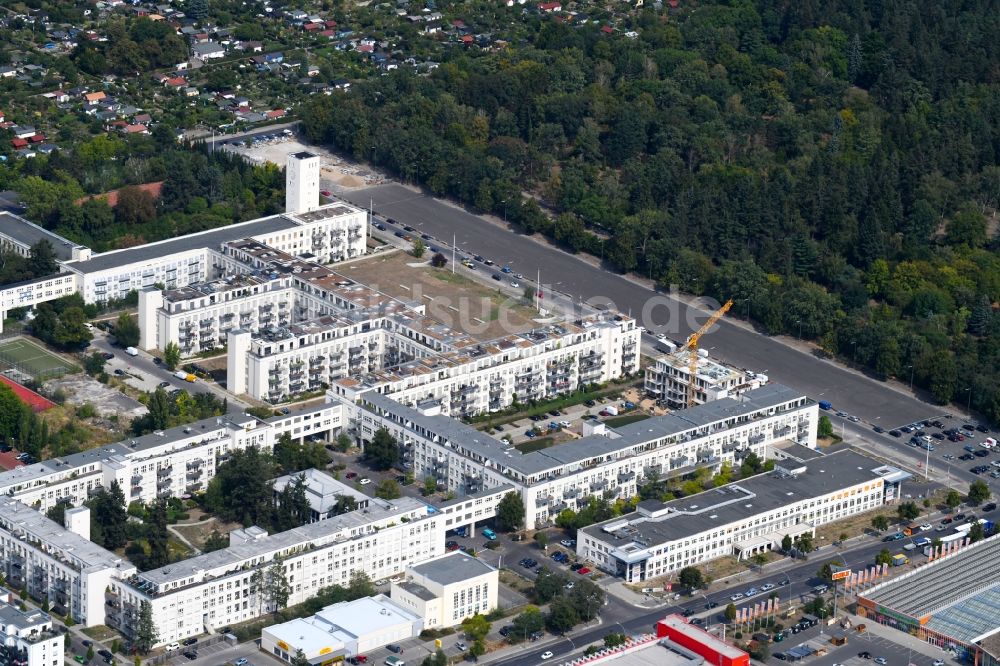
[0,496,127,571]
[658,614,746,659]
[584,448,888,548]
[0,211,80,260]
[360,384,809,480]
[265,595,419,652]
[862,533,1000,642]
[585,639,694,666]
[134,496,428,588]
[0,603,53,630]
[409,552,496,586]
[64,214,298,274]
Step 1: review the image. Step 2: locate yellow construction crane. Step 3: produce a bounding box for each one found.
[680,299,733,408]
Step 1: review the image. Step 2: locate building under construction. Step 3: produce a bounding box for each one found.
[644,345,768,409]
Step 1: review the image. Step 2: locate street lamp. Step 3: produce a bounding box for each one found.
[905,364,914,391]
[796,319,802,340]
[965,387,973,415]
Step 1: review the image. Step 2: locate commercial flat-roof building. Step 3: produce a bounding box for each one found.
[391,552,498,628]
[578,448,907,582]
[655,615,749,666]
[338,383,819,529]
[261,595,421,665]
[858,533,1000,665]
[0,603,64,666]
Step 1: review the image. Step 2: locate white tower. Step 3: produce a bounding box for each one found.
[64,506,91,541]
[285,151,321,214]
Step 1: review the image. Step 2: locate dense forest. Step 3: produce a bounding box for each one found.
[301,0,1000,421]
[2,131,287,252]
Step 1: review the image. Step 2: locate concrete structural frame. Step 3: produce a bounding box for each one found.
[644,347,768,409]
[578,447,908,582]
[336,383,818,530]
[285,151,321,214]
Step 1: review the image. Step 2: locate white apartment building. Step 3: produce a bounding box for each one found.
[0,496,136,626]
[577,448,908,582]
[108,496,443,647]
[65,202,367,305]
[0,603,64,666]
[0,405,342,514]
[338,383,819,529]
[644,348,768,409]
[149,236,641,406]
[391,552,498,629]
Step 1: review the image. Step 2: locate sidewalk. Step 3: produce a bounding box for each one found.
[847,612,948,661]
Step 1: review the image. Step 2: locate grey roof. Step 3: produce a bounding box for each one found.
[396,580,437,601]
[64,214,299,274]
[583,448,888,547]
[0,211,81,260]
[0,603,53,630]
[409,552,495,586]
[135,496,429,588]
[0,496,128,571]
[863,533,1000,638]
[361,384,810,480]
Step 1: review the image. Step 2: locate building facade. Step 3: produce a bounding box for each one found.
[339,383,818,530]
[108,496,443,647]
[0,604,64,666]
[0,496,136,626]
[577,448,905,582]
[644,348,767,409]
[391,552,498,629]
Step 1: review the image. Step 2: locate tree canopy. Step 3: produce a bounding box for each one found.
[300,0,1000,423]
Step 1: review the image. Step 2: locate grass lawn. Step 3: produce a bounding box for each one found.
[515,437,557,453]
[604,413,650,428]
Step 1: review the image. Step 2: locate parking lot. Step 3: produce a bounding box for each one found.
[771,625,951,666]
[830,409,1000,481]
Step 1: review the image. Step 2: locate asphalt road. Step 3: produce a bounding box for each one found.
[89,331,249,410]
[482,530,949,666]
[338,184,933,427]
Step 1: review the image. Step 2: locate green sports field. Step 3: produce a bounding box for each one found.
[0,337,78,379]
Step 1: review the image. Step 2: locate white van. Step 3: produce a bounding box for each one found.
[125,346,138,356]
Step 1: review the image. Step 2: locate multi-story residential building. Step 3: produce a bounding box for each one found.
[337,383,819,529]
[0,405,343,514]
[0,496,137,626]
[142,236,642,405]
[0,155,368,331]
[108,496,443,647]
[577,447,908,582]
[66,200,368,305]
[0,603,64,666]
[644,348,768,409]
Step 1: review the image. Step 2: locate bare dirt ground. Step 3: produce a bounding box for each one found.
[171,510,242,551]
[43,374,148,420]
[338,251,541,341]
[225,137,387,189]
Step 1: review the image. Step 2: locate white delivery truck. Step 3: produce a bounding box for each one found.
[125,346,139,356]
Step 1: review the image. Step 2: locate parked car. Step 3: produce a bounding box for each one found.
[182,638,197,646]
[359,478,372,485]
